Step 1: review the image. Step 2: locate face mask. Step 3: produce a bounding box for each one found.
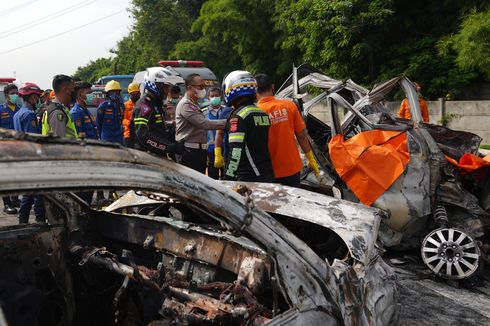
[108,92,120,102]
[8,94,19,105]
[171,98,179,106]
[195,88,206,99]
[36,98,43,109]
[210,97,221,107]
[130,95,140,103]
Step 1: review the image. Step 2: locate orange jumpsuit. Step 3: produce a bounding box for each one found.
[398,98,429,122]
[123,99,134,139]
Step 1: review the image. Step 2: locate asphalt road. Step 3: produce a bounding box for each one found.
[1,201,489,325]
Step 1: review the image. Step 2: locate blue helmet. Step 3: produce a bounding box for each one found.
[144,80,160,97]
[222,70,257,105]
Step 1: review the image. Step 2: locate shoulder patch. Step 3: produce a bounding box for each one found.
[141,104,153,117]
[75,119,82,127]
[31,119,37,127]
[229,117,238,133]
[57,113,64,121]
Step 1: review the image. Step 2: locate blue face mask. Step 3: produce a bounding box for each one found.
[210,97,221,107]
[108,92,120,102]
[171,98,180,106]
[9,94,19,105]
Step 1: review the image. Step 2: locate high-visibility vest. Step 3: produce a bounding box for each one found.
[42,103,78,139]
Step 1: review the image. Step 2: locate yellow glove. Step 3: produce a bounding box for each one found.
[305,150,320,177]
[214,147,224,168]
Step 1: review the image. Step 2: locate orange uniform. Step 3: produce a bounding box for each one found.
[257,96,306,178]
[398,98,429,122]
[123,99,134,139]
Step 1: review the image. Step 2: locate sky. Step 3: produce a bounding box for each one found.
[0,0,133,89]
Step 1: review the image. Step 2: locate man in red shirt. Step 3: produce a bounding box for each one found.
[255,74,319,187]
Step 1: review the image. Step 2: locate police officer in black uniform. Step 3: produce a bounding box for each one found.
[222,70,274,182]
[131,69,184,156]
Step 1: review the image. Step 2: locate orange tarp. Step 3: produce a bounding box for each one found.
[445,153,490,172]
[329,130,410,206]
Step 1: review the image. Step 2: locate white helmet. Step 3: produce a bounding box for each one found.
[222,70,257,105]
[144,67,183,86]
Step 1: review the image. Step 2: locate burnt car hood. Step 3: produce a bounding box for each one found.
[107,183,384,266]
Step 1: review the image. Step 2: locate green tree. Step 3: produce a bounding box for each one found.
[73,57,113,82]
[172,0,287,81]
[439,7,490,78]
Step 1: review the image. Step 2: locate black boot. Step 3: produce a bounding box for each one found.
[3,205,17,215]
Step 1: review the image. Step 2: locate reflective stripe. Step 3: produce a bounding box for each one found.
[237,105,263,119]
[134,117,148,123]
[229,132,245,143]
[134,121,147,125]
[245,145,260,176]
[185,142,208,150]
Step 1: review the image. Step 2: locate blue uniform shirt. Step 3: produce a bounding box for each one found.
[0,103,20,130]
[204,106,222,153]
[218,106,233,157]
[13,102,40,134]
[96,99,124,143]
[70,103,97,139]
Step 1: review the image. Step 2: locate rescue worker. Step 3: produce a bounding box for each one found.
[131,69,185,156]
[70,81,98,205]
[96,80,124,144]
[42,74,78,139]
[255,73,320,187]
[13,83,45,223]
[70,81,97,139]
[0,83,20,214]
[175,74,226,173]
[202,87,226,179]
[219,70,274,182]
[122,82,140,147]
[398,82,429,122]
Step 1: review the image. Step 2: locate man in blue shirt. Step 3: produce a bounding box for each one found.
[0,83,20,214]
[13,83,46,224]
[70,81,97,139]
[97,80,124,144]
[202,87,231,179]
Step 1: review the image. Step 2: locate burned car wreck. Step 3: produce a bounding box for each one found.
[277,64,490,280]
[0,130,398,325]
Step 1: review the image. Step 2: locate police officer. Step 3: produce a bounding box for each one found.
[0,83,20,214]
[70,81,97,139]
[175,74,226,173]
[42,74,78,139]
[96,80,124,144]
[131,68,184,156]
[13,83,46,223]
[221,71,274,182]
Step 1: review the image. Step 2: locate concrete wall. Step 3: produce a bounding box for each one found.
[386,100,490,144]
[307,98,490,144]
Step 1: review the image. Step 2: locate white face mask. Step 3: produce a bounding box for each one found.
[196,88,207,99]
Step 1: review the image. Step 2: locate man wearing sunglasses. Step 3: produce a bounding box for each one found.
[175,74,226,174]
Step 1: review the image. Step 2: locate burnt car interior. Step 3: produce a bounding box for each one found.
[276,64,489,281]
[0,189,291,325]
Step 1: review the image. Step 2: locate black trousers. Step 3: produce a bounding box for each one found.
[180,148,207,174]
[275,172,301,188]
[2,195,19,207]
[207,151,223,179]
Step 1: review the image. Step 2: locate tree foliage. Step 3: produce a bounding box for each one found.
[73,57,113,83]
[438,7,490,79]
[74,0,490,99]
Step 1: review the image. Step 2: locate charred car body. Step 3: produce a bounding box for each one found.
[0,130,397,325]
[277,64,490,280]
